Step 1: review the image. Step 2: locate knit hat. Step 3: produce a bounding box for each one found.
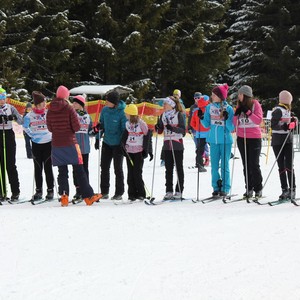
[56,85,70,99]
[164,96,176,108]
[173,89,181,98]
[238,85,253,97]
[194,92,202,99]
[106,91,120,106]
[202,95,210,101]
[26,102,32,109]
[124,104,138,116]
[32,91,46,105]
[279,90,293,105]
[73,95,86,107]
[0,88,6,100]
[212,83,229,100]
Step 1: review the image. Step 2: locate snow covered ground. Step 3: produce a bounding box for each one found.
[1,135,300,300]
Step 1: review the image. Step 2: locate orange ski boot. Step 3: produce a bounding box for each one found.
[60,194,69,207]
[84,193,102,206]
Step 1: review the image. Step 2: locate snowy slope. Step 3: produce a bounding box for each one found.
[1,136,300,300]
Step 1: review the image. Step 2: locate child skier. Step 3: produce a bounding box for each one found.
[271,90,297,200]
[95,91,127,200]
[123,104,149,201]
[0,88,23,202]
[233,85,263,199]
[156,96,186,200]
[72,95,93,202]
[46,85,101,206]
[190,94,210,172]
[201,84,234,197]
[23,91,54,201]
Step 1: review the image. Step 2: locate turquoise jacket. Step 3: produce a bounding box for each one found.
[201,101,234,144]
[99,100,127,146]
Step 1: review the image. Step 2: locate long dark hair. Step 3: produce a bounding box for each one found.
[238,95,253,110]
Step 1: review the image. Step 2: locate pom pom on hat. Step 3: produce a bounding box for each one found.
[279,90,293,105]
[106,91,120,106]
[212,83,229,100]
[32,91,46,105]
[0,88,7,100]
[238,85,253,97]
[124,104,138,116]
[73,95,86,107]
[56,85,70,99]
[173,89,181,98]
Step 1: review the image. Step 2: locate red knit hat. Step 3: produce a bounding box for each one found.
[212,83,229,100]
[56,85,70,99]
[73,95,86,107]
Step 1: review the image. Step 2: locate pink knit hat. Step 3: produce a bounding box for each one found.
[73,95,86,107]
[279,90,293,105]
[56,85,70,99]
[212,83,229,100]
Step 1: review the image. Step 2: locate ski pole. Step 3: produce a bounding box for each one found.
[243,124,249,199]
[262,130,292,189]
[149,130,158,202]
[227,120,239,200]
[2,119,7,198]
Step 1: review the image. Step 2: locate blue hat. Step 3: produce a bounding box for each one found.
[0,88,6,100]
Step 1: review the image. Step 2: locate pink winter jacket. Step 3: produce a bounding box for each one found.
[233,99,263,139]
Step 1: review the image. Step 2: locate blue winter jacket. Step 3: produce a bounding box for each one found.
[98,100,127,146]
[201,101,234,144]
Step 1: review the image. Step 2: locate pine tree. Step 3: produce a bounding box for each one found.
[0,0,39,91]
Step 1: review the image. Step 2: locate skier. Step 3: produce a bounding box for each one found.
[95,91,127,201]
[23,91,54,201]
[71,95,93,201]
[23,102,33,159]
[0,88,23,202]
[46,85,101,206]
[233,85,263,199]
[190,94,210,172]
[188,92,202,145]
[271,90,297,199]
[201,84,234,197]
[155,96,186,200]
[122,104,149,201]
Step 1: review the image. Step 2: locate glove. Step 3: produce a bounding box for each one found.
[188,128,193,135]
[197,109,203,119]
[240,104,249,114]
[92,122,102,134]
[94,139,99,150]
[281,123,289,131]
[166,124,173,131]
[289,121,296,130]
[7,115,16,121]
[149,152,153,161]
[234,107,242,116]
[223,110,229,121]
[155,124,160,132]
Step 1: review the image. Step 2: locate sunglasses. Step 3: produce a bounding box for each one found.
[194,96,201,100]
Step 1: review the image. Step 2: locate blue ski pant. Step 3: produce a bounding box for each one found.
[210,143,232,193]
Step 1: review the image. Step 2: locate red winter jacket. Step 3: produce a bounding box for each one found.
[46,97,80,147]
[190,97,209,132]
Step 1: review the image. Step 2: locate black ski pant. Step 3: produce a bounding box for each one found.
[164,149,184,193]
[32,141,54,192]
[272,143,295,190]
[100,142,124,196]
[126,152,145,198]
[195,138,206,167]
[237,137,263,193]
[0,129,20,196]
[58,164,93,198]
[73,153,89,194]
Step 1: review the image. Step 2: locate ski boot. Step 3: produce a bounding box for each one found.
[279,189,290,200]
[10,193,20,203]
[84,193,102,206]
[32,189,43,201]
[60,194,69,207]
[46,189,54,200]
